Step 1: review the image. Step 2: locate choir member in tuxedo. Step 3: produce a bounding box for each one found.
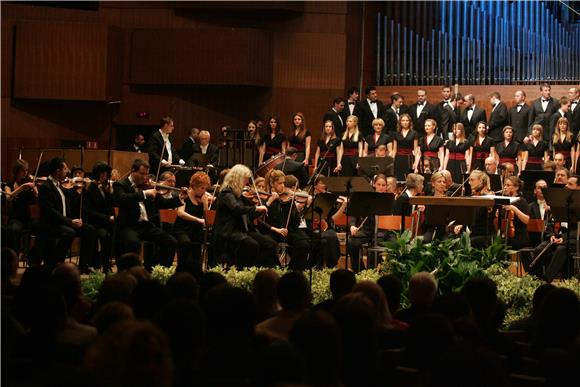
[392,173,424,216]
[212,165,269,267]
[409,89,438,138]
[341,86,362,123]
[147,116,185,175]
[179,127,200,164]
[288,112,312,165]
[443,123,471,183]
[508,90,534,143]
[549,96,572,142]
[487,92,509,142]
[358,86,384,138]
[420,119,445,171]
[501,176,531,250]
[322,98,346,137]
[523,124,549,171]
[336,116,364,177]
[85,162,115,272]
[37,157,97,271]
[469,121,496,172]
[381,93,406,134]
[113,159,185,269]
[552,117,575,172]
[274,147,309,188]
[568,87,580,136]
[495,126,525,173]
[435,85,456,140]
[528,179,549,246]
[259,116,287,165]
[393,113,420,180]
[191,130,219,168]
[459,94,487,139]
[364,118,392,157]
[130,133,145,153]
[530,83,560,141]
[313,120,342,177]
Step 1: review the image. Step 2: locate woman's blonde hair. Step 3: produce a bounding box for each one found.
[553,117,572,144]
[342,115,360,142]
[469,169,490,192]
[221,164,252,197]
[397,113,414,133]
[267,169,285,191]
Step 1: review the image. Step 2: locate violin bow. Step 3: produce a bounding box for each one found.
[33,151,44,181]
[154,140,167,184]
[284,182,299,230]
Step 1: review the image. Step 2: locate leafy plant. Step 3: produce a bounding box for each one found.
[81,271,106,303]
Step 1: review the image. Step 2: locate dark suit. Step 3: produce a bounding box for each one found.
[275,157,309,188]
[381,105,401,134]
[191,143,219,167]
[530,97,560,141]
[113,176,182,268]
[487,101,509,141]
[323,108,345,137]
[409,102,438,137]
[508,103,533,143]
[359,99,385,138]
[459,106,487,138]
[435,101,457,139]
[179,137,196,164]
[549,110,572,142]
[85,182,115,271]
[392,191,411,216]
[569,101,580,136]
[37,178,97,269]
[528,200,547,246]
[146,130,181,174]
[341,101,363,123]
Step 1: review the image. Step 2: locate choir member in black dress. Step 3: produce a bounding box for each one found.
[393,113,420,180]
[246,120,262,171]
[313,120,343,177]
[495,126,525,173]
[363,118,392,157]
[420,119,445,171]
[212,165,269,267]
[259,116,287,165]
[500,176,530,250]
[523,124,549,171]
[337,115,364,177]
[444,123,471,183]
[469,121,496,172]
[552,117,575,172]
[288,112,312,165]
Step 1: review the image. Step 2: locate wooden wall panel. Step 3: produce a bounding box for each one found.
[2,22,14,98]
[273,32,345,89]
[129,28,273,86]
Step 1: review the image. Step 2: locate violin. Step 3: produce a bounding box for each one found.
[61,177,92,190]
[494,207,515,239]
[140,178,186,193]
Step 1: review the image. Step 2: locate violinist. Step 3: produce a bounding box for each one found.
[37,157,97,272]
[469,121,496,172]
[500,176,530,250]
[158,171,178,199]
[85,161,115,272]
[113,159,186,269]
[313,120,342,177]
[386,176,398,194]
[529,180,550,246]
[212,165,271,268]
[441,169,461,196]
[393,173,425,216]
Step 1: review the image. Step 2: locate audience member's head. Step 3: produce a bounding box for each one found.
[166,272,199,302]
[199,271,228,303]
[51,262,82,314]
[461,276,498,333]
[252,269,281,321]
[278,271,311,313]
[115,252,142,272]
[353,280,393,328]
[409,272,438,306]
[329,269,356,300]
[132,279,169,321]
[377,274,403,314]
[94,301,135,335]
[96,275,134,308]
[1,248,19,289]
[536,287,580,350]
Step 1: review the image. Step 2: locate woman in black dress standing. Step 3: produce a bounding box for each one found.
[495,126,525,173]
[420,118,445,171]
[288,112,312,166]
[337,115,364,177]
[523,124,549,171]
[364,118,392,157]
[444,123,471,183]
[393,113,420,180]
[246,120,262,172]
[469,121,496,172]
[259,116,287,165]
[313,120,343,177]
[552,117,575,172]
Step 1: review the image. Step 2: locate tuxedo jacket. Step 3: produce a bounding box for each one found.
[381,105,401,133]
[459,106,487,138]
[435,101,458,139]
[274,158,309,188]
[508,103,533,142]
[409,102,438,137]
[549,110,572,142]
[323,109,345,137]
[341,101,363,123]
[487,101,509,141]
[569,103,580,136]
[358,99,385,138]
[38,178,75,227]
[530,97,560,138]
[113,177,182,229]
[179,137,196,164]
[191,143,219,166]
[85,182,115,228]
[146,131,181,174]
[392,192,411,216]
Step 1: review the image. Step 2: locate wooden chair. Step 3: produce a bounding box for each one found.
[159,209,178,225]
[513,219,546,276]
[361,215,413,269]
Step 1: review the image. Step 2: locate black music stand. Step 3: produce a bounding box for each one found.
[521,170,555,202]
[358,156,395,178]
[303,192,338,277]
[422,202,480,240]
[420,173,433,195]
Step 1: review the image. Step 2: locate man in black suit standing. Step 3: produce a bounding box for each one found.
[358,86,384,138]
[274,147,309,188]
[191,130,219,168]
[435,85,456,140]
[409,89,438,137]
[322,97,346,137]
[459,94,487,139]
[381,93,406,134]
[487,92,509,142]
[530,83,560,142]
[37,157,97,272]
[179,127,200,164]
[341,87,362,123]
[549,96,572,141]
[113,159,186,269]
[568,87,580,136]
[508,90,533,143]
[147,116,185,175]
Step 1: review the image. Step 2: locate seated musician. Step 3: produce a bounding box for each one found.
[393,173,425,216]
[348,174,394,272]
[261,170,310,270]
[375,144,389,158]
[529,180,550,246]
[422,171,449,243]
[85,161,115,272]
[528,175,580,282]
[554,166,569,184]
[274,147,309,188]
[440,169,461,196]
[37,157,97,272]
[211,165,270,267]
[113,159,186,269]
[500,176,531,250]
[191,130,219,168]
[386,176,398,194]
[158,171,177,199]
[146,116,185,175]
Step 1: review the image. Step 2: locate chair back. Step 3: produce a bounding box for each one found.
[377,215,412,230]
[159,209,178,224]
[205,209,216,225]
[28,204,41,220]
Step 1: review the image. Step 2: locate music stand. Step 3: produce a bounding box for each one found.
[357,156,395,178]
[489,174,502,193]
[350,176,374,192]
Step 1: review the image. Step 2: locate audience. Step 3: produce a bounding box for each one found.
[395,271,438,326]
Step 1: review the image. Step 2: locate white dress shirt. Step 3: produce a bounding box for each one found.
[48,175,67,217]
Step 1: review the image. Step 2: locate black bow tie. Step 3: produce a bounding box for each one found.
[466,107,473,111]
[417,102,424,106]
[370,100,377,104]
[572,101,578,105]
[542,99,549,103]
[491,104,496,108]
[349,101,355,105]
